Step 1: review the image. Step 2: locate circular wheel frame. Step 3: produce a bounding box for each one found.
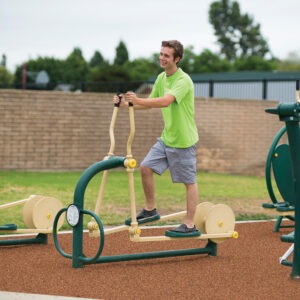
[193,202,214,233]
[205,204,235,243]
[23,195,64,229]
[193,202,235,243]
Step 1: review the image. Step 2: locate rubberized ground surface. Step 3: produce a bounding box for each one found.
[1,221,300,300]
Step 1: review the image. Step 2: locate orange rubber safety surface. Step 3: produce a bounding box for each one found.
[1,221,300,300]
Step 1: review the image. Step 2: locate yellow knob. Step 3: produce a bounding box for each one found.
[232,231,239,239]
[218,221,223,228]
[128,159,137,168]
[47,213,51,220]
[136,228,141,235]
[274,153,279,158]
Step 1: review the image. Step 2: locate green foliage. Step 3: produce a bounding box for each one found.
[233,56,276,71]
[88,56,160,83]
[89,65,131,82]
[63,48,89,88]
[209,0,271,61]
[113,40,129,66]
[276,52,300,71]
[124,58,161,81]
[89,50,107,68]
[0,66,14,86]
[193,49,232,73]
[179,46,198,73]
[14,57,65,84]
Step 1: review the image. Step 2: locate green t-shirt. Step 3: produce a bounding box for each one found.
[150,68,199,148]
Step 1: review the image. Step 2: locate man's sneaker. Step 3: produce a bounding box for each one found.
[125,208,160,226]
[165,224,201,237]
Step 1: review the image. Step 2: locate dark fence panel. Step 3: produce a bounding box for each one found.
[2,78,300,102]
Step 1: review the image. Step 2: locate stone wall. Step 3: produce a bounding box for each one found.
[0,89,283,175]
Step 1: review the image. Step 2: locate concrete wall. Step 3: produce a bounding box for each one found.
[0,89,283,175]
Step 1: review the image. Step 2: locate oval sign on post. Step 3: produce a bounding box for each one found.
[66,204,80,227]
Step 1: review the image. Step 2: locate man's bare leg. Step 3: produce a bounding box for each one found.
[140,165,156,210]
[184,182,199,228]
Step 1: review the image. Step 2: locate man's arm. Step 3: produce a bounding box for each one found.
[125,92,175,108]
[112,93,150,110]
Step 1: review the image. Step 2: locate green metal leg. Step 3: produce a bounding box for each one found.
[274,216,283,232]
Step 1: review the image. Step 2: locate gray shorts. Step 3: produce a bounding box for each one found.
[140,138,197,184]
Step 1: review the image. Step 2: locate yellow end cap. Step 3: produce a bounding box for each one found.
[136,228,141,235]
[128,159,137,168]
[232,231,239,239]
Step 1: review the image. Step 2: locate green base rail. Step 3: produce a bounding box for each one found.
[0,233,48,246]
[0,224,48,247]
[53,156,218,268]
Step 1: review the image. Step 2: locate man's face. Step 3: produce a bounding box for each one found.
[159,46,179,70]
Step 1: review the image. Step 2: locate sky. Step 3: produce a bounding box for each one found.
[1,0,300,72]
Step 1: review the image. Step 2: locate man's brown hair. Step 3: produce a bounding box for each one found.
[161,40,184,62]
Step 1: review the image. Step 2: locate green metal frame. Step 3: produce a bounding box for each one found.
[0,233,48,246]
[265,126,286,205]
[264,126,295,231]
[53,156,217,269]
[266,102,300,279]
[1,213,49,247]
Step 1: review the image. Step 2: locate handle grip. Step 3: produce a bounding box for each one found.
[126,90,134,107]
[114,93,122,107]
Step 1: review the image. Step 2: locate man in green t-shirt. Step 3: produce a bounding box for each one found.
[114,40,200,237]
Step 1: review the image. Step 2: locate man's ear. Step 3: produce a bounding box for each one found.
[175,57,180,64]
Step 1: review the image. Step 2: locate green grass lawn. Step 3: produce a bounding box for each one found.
[0,170,280,230]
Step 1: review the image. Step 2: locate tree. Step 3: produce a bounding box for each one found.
[0,66,14,86]
[14,57,65,84]
[193,49,232,73]
[88,65,130,82]
[276,51,300,71]
[209,0,271,61]
[89,50,108,68]
[179,46,197,73]
[125,58,161,81]
[234,56,276,71]
[114,40,129,66]
[1,54,6,67]
[63,47,89,87]
[70,47,84,60]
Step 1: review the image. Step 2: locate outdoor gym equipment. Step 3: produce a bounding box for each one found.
[265,83,300,279]
[53,94,238,268]
[263,126,295,232]
[0,194,64,246]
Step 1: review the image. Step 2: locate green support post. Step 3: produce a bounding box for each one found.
[71,156,126,268]
[285,121,300,279]
[266,102,300,279]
